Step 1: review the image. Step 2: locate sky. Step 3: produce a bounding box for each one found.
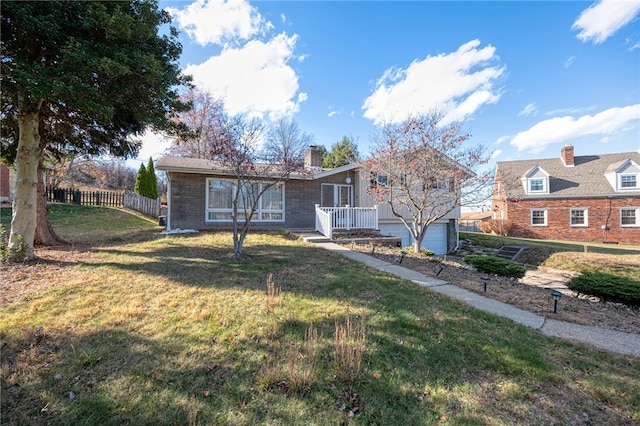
[132,0,640,176]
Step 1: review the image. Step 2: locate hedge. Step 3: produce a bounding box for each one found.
[463,254,527,279]
[567,271,640,307]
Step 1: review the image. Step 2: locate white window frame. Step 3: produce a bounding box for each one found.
[620,207,639,227]
[530,209,547,226]
[570,208,588,227]
[528,178,546,193]
[620,174,638,189]
[205,178,285,223]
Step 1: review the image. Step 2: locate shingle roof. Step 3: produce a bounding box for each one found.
[497,151,640,198]
[156,155,359,180]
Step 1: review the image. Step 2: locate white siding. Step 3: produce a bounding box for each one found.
[378,223,447,255]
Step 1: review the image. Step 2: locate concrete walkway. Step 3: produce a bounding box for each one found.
[313,241,640,358]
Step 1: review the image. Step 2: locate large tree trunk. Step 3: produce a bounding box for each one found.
[34,158,64,247]
[9,110,40,260]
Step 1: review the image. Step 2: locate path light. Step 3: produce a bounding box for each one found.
[397,251,407,264]
[436,263,448,276]
[551,290,563,313]
[481,276,490,292]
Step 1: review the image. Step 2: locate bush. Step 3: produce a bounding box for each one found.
[478,219,513,236]
[403,246,435,257]
[463,254,526,279]
[567,271,640,307]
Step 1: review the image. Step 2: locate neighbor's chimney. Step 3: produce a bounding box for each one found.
[561,144,574,167]
[305,145,323,168]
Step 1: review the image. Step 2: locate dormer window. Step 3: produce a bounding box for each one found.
[522,165,549,195]
[529,179,545,192]
[621,175,637,189]
[605,159,640,192]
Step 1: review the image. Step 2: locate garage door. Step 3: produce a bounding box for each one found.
[378,223,447,255]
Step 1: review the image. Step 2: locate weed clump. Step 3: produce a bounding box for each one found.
[333,316,366,382]
[463,254,526,279]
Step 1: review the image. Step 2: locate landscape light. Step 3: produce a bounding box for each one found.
[551,290,563,313]
[481,276,490,292]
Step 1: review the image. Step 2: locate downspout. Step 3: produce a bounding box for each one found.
[166,175,172,231]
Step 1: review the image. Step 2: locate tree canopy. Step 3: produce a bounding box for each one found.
[0,0,190,259]
[322,136,360,168]
[362,112,491,253]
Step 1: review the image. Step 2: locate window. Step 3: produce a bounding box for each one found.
[531,209,547,226]
[621,208,639,227]
[206,179,285,222]
[570,209,588,227]
[621,175,637,188]
[369,173,388,188]
[529,179,545,192]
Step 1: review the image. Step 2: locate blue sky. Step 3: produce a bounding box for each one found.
[134,0,640,172]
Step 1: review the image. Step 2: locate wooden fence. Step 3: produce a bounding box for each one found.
[123,192,160,218]
[46,186,123,207]
[46,187,161,219]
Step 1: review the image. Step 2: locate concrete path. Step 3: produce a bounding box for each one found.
[313,240,640,358]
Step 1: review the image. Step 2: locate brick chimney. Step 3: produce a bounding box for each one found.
[561,144,574,167]
[305,145,323,168]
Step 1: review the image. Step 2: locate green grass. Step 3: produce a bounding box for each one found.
[460,231,640,255]
[1,204,161,245]
[461,231,640,271]
[1,207,639,425]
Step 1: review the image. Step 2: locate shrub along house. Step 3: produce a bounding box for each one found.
[157,146,462,254]
[491,145,640,245]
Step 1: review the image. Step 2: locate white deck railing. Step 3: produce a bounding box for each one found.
[314,204,378,240]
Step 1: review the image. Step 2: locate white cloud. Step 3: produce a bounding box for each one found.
[184,33,306,120]
[167,0,267,46]
[490,149,503,160]
[545,105,597,116]
[518,103,538,117]
[564,56,576,68]
[572,0,640,44]
[328,111,338,118]
[508,104,640,153]
[362,39,504,125]
[496,135,511,145]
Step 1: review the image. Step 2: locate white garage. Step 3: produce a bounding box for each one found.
[378,222,448,255]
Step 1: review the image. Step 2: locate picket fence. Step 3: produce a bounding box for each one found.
[46,186,123,207]
[123,192,160,218]
[46,187,161,219]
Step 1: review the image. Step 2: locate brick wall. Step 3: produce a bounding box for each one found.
[505,196,639,245]
[168,171,353,231]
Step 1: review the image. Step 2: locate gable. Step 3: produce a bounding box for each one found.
[497,151,640,199]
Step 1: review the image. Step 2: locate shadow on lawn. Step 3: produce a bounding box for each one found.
[2,307,596,426]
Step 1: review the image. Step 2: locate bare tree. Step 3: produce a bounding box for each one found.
[209,113,306,259]
[168,88,226,159]
[264,118,314,165]
[362,112,492,253]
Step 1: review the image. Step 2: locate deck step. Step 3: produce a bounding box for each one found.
[495,245,527,260]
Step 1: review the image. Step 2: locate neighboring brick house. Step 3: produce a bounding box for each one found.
[156,146,463,254]
[0,164,13,206]
[491,145,640,245]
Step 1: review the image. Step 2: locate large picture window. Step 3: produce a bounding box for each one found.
[206,179,285,222]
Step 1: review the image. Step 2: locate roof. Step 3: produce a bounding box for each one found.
[460,211,491,221]
[496,151,640,198]
[156,155,359,180]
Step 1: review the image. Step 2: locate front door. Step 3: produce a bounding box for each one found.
[321,184,353,207]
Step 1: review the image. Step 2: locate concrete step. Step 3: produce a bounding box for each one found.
[496,245,527,260]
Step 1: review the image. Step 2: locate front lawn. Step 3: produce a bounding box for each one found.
[1,208,638,425]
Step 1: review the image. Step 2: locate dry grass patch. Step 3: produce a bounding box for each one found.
[333,315,366,382]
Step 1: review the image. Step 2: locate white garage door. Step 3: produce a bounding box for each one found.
[378,223,447,255]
